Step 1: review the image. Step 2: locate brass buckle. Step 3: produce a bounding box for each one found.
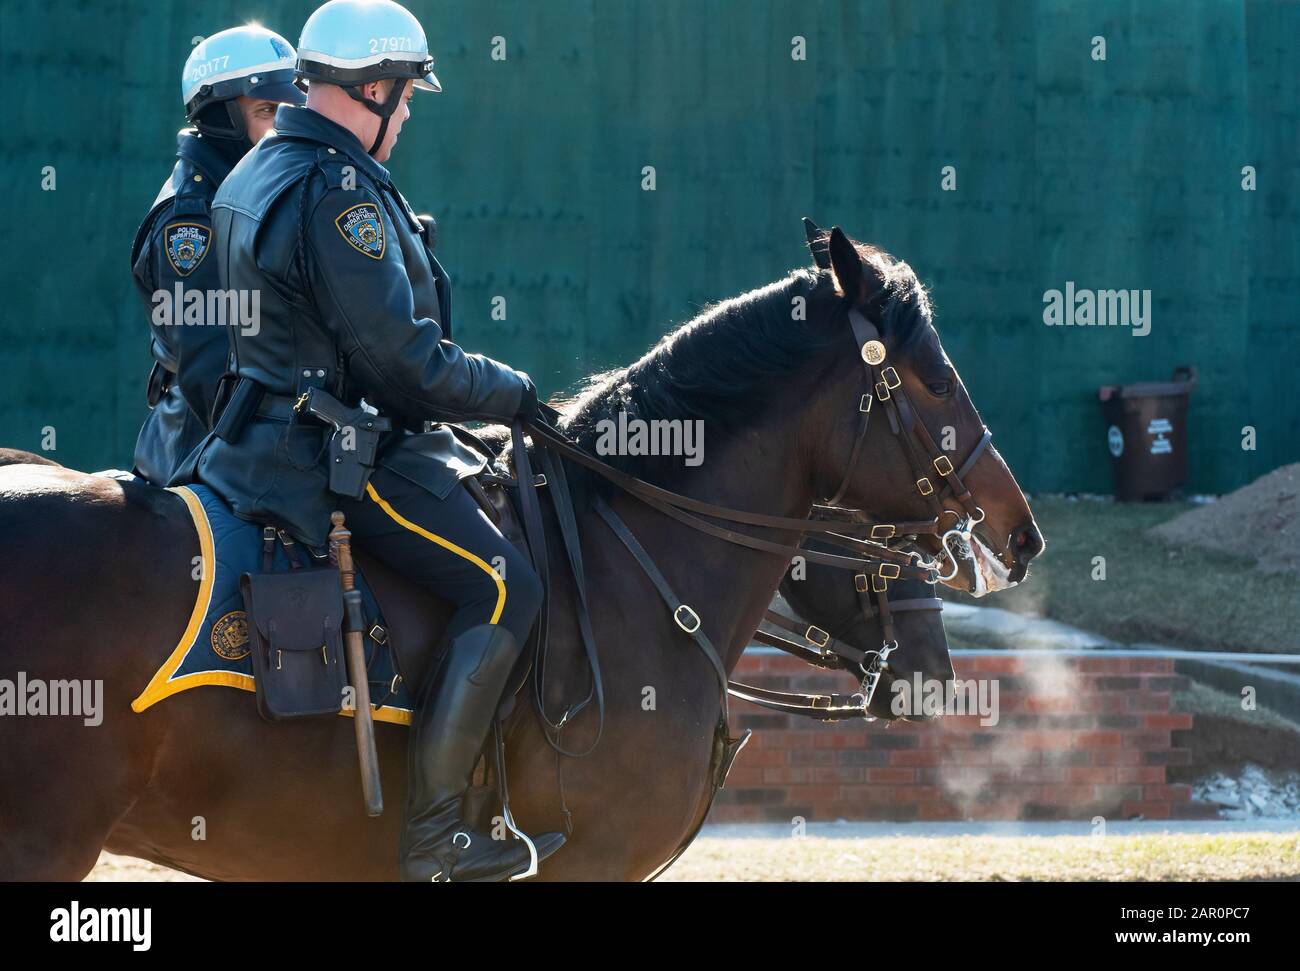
[854,573,869,593]
[804,625,830,649]
[321,645,330,665]
[674,604,702,634]
[878,563,901,580]
[870,523,895,540]
[917,477,934,496]
[875,380,891,401]
[859,393,873,413]
[368,624,389,644]
[871,574,889,593]
[811,694,833,709]
[934,454,954,476]
[882,367,901,389]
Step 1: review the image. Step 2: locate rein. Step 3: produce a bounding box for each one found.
[524,420,937,581]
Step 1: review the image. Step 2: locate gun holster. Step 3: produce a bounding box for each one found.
[296,386,391,501]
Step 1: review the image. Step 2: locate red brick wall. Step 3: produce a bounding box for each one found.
[712,653,1206,822]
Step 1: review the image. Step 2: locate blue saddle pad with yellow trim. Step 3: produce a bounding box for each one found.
[130,482,415,725]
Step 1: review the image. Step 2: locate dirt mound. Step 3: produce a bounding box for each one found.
[1150,464,1300,574]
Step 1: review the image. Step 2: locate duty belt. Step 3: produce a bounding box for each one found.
[212,377,299,443]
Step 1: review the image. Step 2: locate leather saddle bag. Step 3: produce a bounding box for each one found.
[240,554,348,722]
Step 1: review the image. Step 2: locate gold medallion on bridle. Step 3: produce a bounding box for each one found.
[861,340,886,365]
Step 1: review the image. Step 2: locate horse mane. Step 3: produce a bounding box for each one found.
[555,240,932,485]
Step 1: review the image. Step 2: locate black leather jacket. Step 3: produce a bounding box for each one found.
[195,105,528,546]
[130,130,238,485]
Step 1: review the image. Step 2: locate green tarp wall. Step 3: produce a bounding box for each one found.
[1,0,1296,492]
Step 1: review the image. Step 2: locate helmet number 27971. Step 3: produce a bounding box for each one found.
[368,37,417,54]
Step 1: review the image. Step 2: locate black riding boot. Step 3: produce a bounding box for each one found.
[400,624,565,881]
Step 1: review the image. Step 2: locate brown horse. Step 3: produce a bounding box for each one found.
[0,227,1040,881]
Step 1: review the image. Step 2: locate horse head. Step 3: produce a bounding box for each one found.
[799,219,1044,595]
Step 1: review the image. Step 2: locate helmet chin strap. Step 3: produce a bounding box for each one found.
[193,100,253,153]
[344,79,408,156]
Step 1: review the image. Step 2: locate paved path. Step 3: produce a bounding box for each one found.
[702,819,1300,838]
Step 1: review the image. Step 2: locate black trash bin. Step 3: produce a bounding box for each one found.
[1098,366,1197,501]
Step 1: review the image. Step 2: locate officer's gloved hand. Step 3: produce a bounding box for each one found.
[515,374,540,422]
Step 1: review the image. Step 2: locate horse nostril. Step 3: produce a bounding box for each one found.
[1012,524,1044,562]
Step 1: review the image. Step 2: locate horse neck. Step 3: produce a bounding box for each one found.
[604,395,817,676]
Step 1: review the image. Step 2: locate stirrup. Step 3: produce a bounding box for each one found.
[500,803,540,882]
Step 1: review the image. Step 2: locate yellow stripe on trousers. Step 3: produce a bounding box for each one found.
[364,481,506,625]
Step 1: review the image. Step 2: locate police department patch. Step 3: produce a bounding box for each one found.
[211,610,250,661]
[335,203,385,259]
[164,222,211,276]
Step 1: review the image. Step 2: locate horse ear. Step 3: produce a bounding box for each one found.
[828,226,867,304]
[803,217,830,269]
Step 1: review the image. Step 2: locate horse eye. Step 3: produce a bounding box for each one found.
[927,381,952,397]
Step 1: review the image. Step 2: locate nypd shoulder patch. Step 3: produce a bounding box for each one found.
[164,222,211,277]
[335,203,386,260]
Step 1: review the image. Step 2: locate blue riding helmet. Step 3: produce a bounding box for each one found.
[182,24,306,140]
[297,0,441,91]
[297,0,441,153]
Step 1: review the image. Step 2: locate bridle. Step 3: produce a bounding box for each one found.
[744,569,945,720]
[819,303,994,584]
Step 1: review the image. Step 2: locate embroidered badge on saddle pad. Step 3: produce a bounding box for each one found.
[211,610,250,661]
[335,203,385,259]
[164,222,211,276]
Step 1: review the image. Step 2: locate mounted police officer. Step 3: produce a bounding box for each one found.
[131,25,306,485]
[197,0,564,881]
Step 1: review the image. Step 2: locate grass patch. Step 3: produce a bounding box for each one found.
[1174,682,1300,733]
[668,833,1300,881]
[947,496,1300,652]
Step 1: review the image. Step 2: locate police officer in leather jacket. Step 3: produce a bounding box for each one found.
[197,0,564,882]
[130,26,306,486]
